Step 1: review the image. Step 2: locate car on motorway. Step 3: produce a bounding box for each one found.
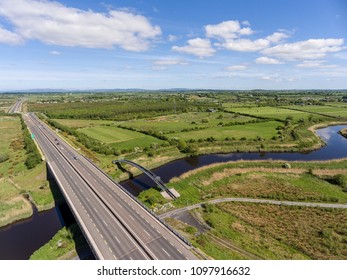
[73,156,78,160]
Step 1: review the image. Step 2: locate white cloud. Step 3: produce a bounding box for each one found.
[0,0,161,51]
[172,38,215,57]
[260,74,296,82]
[296,60,337,68]
[0,26,23,44]
[255,56,282,64]
[153,59,188,66]
[219,38,270,52]
[262,38,344,60]
[168,35,178,42]
[152,58,188,70]
[205,20,254,40]
[266,32,289,43]
[49,50,61,56]
[204,20,290,53]
[225,65,247,71]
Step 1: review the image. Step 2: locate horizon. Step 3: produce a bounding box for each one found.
[0,0,346,90]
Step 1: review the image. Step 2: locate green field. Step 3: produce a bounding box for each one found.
[185,203,347,259]
[52,119,115,128]
[78,126,164,151]
[0,116,28,177]
[0,116,56,223]
[166,121,281,141]
[121,112,255,134]
[227,106,328,122]
[285,105,347,118]
[0,116,51,227]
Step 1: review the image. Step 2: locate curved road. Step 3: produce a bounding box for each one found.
[159,197,347,219]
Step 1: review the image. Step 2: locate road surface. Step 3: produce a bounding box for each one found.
[24,113,197,260]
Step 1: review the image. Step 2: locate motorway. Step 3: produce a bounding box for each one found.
[8,99,24,114]
[23,113,197,260]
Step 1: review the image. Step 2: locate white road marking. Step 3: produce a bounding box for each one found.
[114,236,120,243]
[143,230,150,236]
[162,248,171,257]
[103,220,108,226]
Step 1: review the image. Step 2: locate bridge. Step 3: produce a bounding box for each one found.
[112,159,179,200]
[22,113,197,260]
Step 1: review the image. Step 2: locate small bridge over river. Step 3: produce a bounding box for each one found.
[112,159,180,200]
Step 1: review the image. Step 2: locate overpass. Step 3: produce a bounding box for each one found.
[112,159,178,199]
[23,113,197,260]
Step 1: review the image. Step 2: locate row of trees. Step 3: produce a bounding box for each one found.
[30,99,213,121]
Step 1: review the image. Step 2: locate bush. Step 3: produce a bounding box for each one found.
[333,174,347,192]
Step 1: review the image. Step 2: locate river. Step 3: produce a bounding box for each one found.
[1,124,346,259]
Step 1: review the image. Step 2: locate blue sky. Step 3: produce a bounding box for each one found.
[0,0,346,90]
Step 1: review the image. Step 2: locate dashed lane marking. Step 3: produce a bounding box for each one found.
[114,236,120,243]
[161,248,171,257]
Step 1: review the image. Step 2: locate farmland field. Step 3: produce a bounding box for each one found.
[52,119,115,128]
[78,125,164,151]
[285,105,347,118]
[166,121,281,141]
[227,106,329,122]
[121,112,256,134]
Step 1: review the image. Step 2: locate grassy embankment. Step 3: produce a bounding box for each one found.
[0,115,58,228]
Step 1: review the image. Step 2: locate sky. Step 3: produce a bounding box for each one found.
[0,0,346,90]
